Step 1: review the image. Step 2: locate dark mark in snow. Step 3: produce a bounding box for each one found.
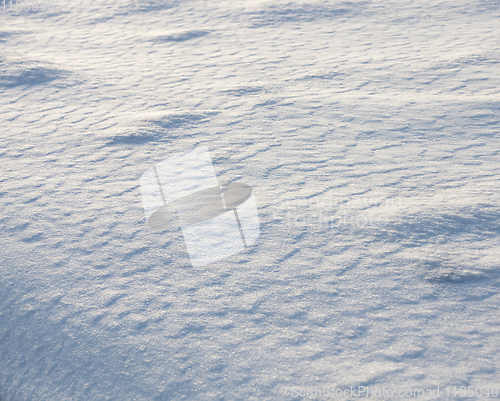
[222,86,264,97]
[151,30,210,43]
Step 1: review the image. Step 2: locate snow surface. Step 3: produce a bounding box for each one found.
[1,0,500,399]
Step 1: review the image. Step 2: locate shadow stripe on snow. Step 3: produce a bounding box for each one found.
[0,58,70,88]
[106,111,218,145]
[246,1,370,27]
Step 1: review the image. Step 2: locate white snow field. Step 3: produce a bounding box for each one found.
[1,0,500,399]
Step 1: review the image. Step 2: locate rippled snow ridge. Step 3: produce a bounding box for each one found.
[1,0,500,400]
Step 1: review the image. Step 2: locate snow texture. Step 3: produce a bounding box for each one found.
[1,0,500,400]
